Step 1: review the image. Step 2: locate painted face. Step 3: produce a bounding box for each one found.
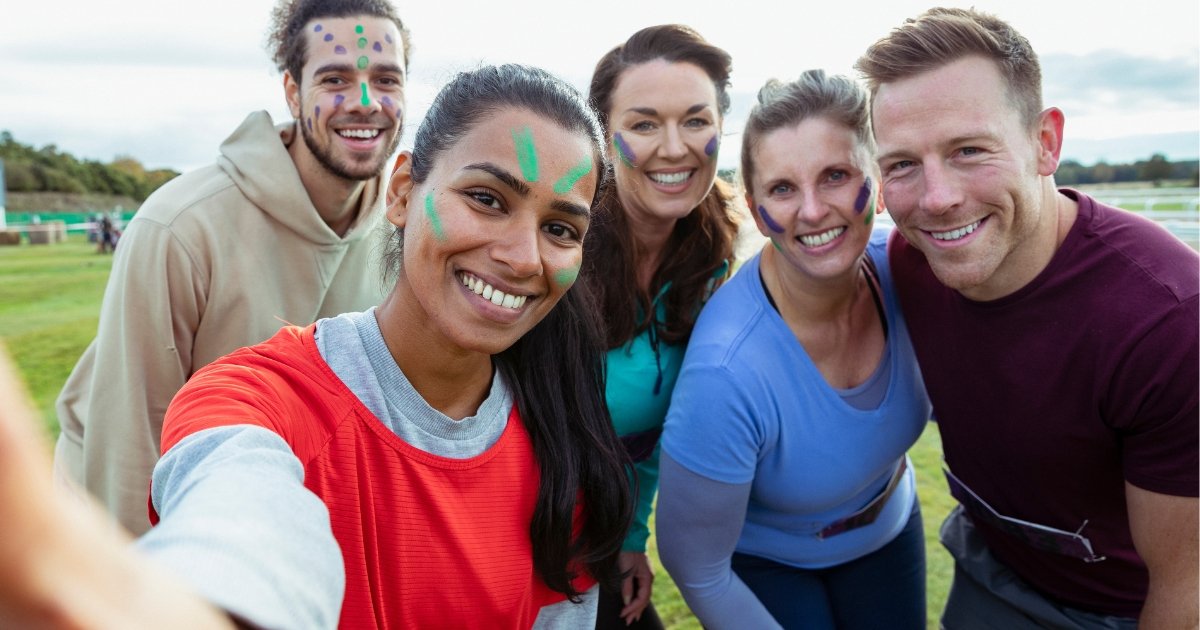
[286,16,406,181]
[873,56,1062,300]
[387,107,598,356]
[607,60,721,227]
[747,116,880,284]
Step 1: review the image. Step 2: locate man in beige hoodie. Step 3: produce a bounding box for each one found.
[54,0,411,535]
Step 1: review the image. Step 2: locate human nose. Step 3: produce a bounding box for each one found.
[344,81,382,114]
[491,219,543,278]
[658,125,687,160]
[794,187,829,225]
[919,161,964,216]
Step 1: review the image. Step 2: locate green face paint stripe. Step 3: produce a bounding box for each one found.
[552,156,593,194]
[555,265,581,286]
[360,82,370,106]
[770,237,782,252]
[864,187,878,226]
[424,193,447,241]
[512,126,539,182]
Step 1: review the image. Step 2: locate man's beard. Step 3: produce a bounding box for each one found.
[301,116,403,181]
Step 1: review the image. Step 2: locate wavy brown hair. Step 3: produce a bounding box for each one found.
[586,24,738,347]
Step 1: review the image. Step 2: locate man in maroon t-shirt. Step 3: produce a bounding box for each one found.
[857,7,1198,629]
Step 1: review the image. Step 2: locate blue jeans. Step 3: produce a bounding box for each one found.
[731,503,925,630]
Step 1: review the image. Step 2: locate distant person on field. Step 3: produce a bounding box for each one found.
[55,0,409,535]
[97,214,115,254]
[858,7,1198,628]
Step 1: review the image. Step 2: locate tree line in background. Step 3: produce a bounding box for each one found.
[3,132,1197,201]
[1049,154,1197,187]
[1,132,180,202]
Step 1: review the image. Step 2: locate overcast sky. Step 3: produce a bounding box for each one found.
[2,0,1197,173]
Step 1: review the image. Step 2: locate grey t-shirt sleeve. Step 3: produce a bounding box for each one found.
[656,452,782,630]
[138,425,344,630]
[531,583,599,629]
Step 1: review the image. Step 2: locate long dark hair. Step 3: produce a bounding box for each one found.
[381,64,632,599]
[587,24,738,347]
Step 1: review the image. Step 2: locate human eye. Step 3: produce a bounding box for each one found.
[827,169,849,183]
[467,190,503,211]
[884,159,915,175]
[543,221,582,242]
[958,146,982,157]
[630,120,656,132]
[768,182,793,196]
[684,116,711,128]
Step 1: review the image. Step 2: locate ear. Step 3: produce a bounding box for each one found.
[1034,107,1066,177]
[386,152,415,229]
[284,70,302,120]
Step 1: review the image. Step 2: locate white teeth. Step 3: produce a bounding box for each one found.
[648,171,692,185]
[798,226,846,248]
[458,273,528,310]
[930,220,981,241]
[338,129,379,139]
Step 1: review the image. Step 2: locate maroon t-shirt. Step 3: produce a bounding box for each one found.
[890,190,1198,617]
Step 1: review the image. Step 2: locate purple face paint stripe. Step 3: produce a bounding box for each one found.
[704,135,718,158]
[334,45,346,55]
[323,33,333,42]
[758,205,786,234]
[854,177,872,214]
[612,133,636,168]
[333,94,345,107]
[373,41,382,52]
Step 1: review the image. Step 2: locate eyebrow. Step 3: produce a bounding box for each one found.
[624,103,711,117]
[464,162,591,218]
[312,62,406,78]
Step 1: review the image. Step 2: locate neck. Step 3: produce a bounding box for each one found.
[373,281,493,420]
[760,245,863,325]
[625,211,677,291]
[288,131,370,237]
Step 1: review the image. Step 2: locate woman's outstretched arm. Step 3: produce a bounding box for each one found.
[0,345,235,630]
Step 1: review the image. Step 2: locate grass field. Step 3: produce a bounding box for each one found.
[0,235,956,627]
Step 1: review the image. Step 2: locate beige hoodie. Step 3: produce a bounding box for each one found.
[55,111,389,534]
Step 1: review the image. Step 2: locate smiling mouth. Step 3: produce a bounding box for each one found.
[337,129,380,140]
[459,272,529,310]
[797,226,846,248]
[647,170,693,185]
[928,220,982,241]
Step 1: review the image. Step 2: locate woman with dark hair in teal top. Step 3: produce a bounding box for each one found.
[586,24,739,629]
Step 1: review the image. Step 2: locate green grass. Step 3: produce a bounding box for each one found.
[0,235,111,435]
[0,235,954,627]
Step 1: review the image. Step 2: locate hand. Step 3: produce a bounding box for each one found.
[617,550,654,626]
[0,345,235,629]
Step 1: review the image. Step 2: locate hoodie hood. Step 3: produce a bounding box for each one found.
[217,110,385,245]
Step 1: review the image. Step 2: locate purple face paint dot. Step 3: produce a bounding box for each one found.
[704,135,718,158]
[315,105,321,119]
[323,33,333,42]
[381,96,394,109]
[313,24,323,32]
[385,33,393,44]
[333,94,345,107]
[854,177,872,214]
[373,41,382,52]
[334,45,346,55]
[395,106,402,118]
[307,117,313,131]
